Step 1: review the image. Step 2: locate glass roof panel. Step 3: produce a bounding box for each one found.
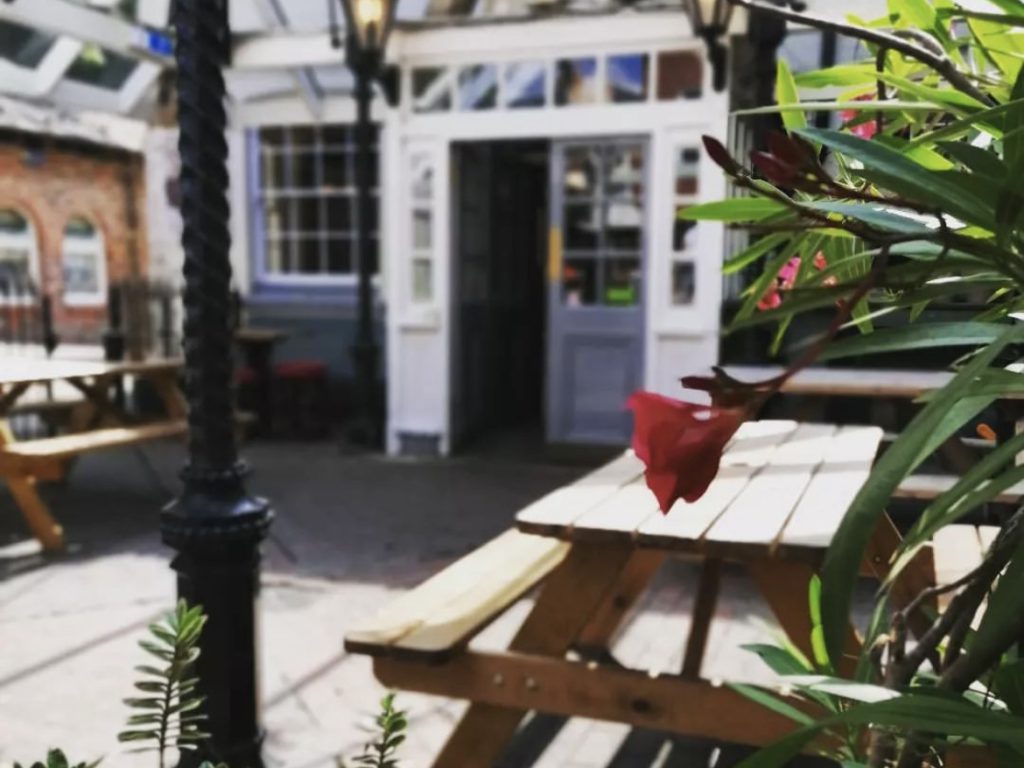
[65,46,139,91]
[0,19,57,68]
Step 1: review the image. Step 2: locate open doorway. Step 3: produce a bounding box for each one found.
[450,140,549,454]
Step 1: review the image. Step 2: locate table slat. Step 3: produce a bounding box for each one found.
[570,476,659,541]
[516,451,643,536]
[703,424,836,552]
[777,426,884,552]
[636,421,799,547]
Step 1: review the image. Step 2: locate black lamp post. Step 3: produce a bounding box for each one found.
[331,0,397,447]
[685,0,735,92]
[162,1,273,766]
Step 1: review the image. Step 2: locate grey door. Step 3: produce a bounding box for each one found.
[547,139,647,445]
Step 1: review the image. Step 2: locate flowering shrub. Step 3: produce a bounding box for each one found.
[631,0,1024,765]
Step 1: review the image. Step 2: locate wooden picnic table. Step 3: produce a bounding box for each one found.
[347,420,1001,767]
[0,357,186,552]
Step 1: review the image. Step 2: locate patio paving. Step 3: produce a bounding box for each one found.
[0,437,863,768]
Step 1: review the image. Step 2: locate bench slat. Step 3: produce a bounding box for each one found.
[2,420,187,460]
[895,474,1024,505]
[344,529,569,659]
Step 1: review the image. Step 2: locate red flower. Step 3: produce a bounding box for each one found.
[840,95,878,140]
[627,392,747,514]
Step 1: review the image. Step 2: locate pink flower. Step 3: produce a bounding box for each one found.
[627,392,747,513]
[840,95,879,140]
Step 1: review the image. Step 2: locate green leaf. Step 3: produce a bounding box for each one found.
[724,233,788,275]
[817,322,1007,361]
[776,58,806,131]
[679,197,790,222]
[796,127,995,228]
[800,201,936,234]
[819,327,1024,665]
[730,684,817,727]
[994,661,1024,715]
[971,530,1024,660]
[795,64,879,88]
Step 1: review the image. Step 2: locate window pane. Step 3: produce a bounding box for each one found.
[265,237,287,273]
[606,145,645,203]
[604,258,641,306]
[412,258,433,302]
[322,152,350,189]
[555,58,598,106]
[564,203,600,251]
[657,50,703,100]
[326,238,353,274]
[674,211,698,252]
[676,147,700,196]
[413,67,452,113]
[563,258,598,306]
[260,150,287,189]
[459,64,498,110]
[325,196,352,231]
[322,125,351,145]
[672,261,696,306]
[413,209,432,249]
[605,206,642,250]
[296,198,320,233]
[505,61,546,108]
[290,126,318,148]
[296,238,321,274]
[263,198,293,236]
[293,152,318,188]
[259,127,286,148]
[411,157,433,200]
[608,54,649,103]
[63,252,99,295]
[564,147,600,198]
[0,209,29,234]
[65,46,138,91]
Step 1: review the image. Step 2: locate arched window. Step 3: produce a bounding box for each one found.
[62,216,107,306]
[0,208,40,295]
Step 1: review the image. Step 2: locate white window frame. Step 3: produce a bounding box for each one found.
[247,124,382,289]
[61,217,108,307]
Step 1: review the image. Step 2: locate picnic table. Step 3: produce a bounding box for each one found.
[722,365,961,399]
[0,357,186,552]
[346,420,998,767]
[235,327,288,435]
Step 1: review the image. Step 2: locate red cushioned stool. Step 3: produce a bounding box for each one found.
[271,360,330,439]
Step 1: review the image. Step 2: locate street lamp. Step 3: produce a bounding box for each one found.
[330,0,397,447]
[684,0,735,92]
[163,1,273,766]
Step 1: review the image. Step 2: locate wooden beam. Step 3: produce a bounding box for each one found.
[375,650,813,748]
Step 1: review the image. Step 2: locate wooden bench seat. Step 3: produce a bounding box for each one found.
[345,529,569,662]
[895,474,1024,505]
[0,420,187,481]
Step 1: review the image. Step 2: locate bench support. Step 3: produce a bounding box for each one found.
[0,421,64,551]
[430,542,640,768]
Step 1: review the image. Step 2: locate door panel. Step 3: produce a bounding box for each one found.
[547,139,647,445]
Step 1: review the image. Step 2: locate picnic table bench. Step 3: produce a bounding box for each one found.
[0,357,188,552]
[347,421,997,767]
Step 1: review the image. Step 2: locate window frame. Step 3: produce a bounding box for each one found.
[61,216,108,308]
[247,124,382,291]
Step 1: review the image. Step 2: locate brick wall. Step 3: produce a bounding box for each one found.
[0,133,148,345]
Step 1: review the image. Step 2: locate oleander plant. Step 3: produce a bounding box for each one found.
[628,0,1024,765]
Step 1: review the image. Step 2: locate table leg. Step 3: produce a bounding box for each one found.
[148,371,188,420]
[682,557,723,678]
[0,421,64,552]
[430,542,650,768]
[241,341,274,436]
